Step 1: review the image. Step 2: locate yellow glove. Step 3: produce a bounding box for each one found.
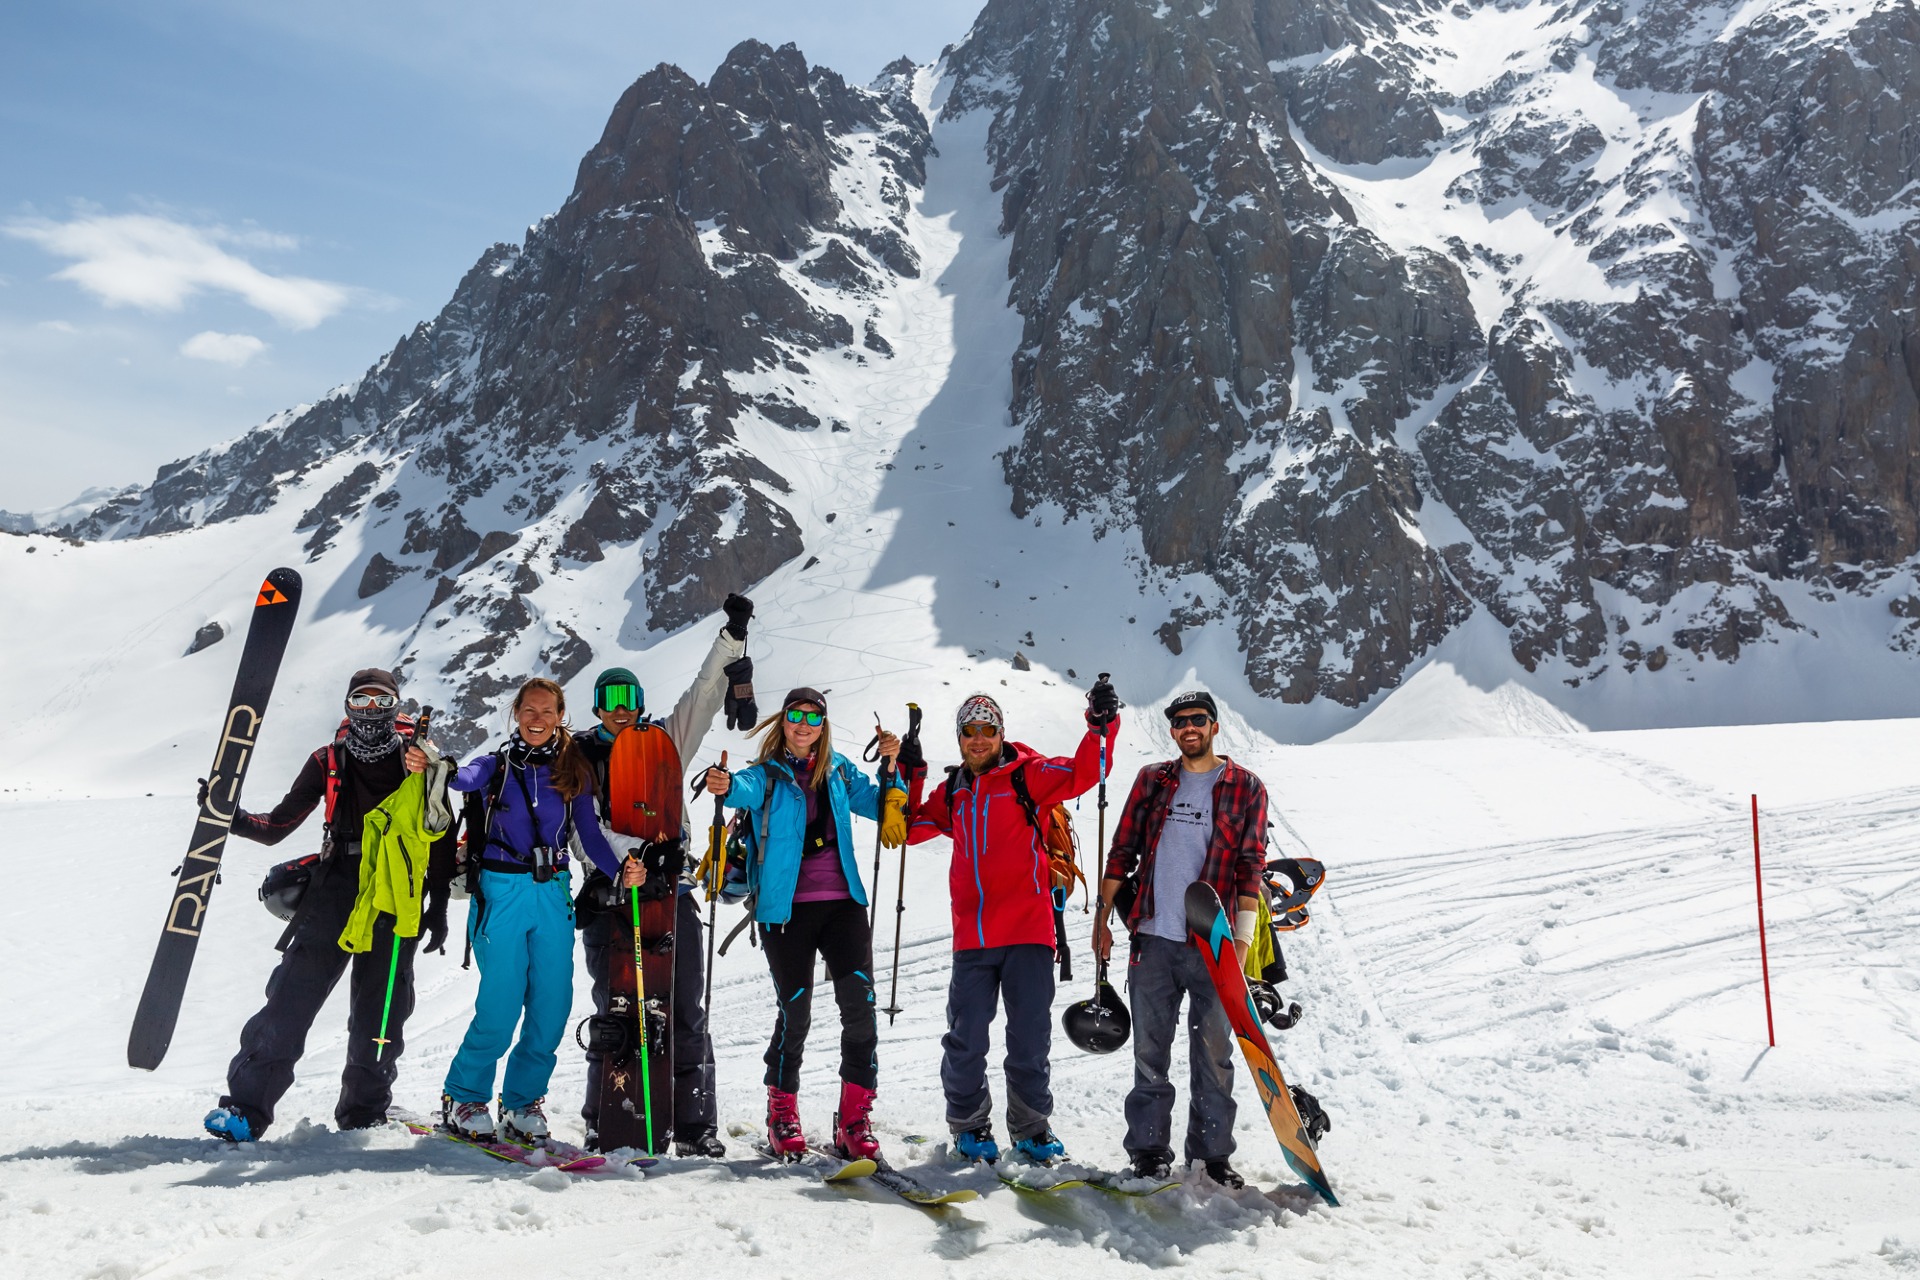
[880,789,909,849]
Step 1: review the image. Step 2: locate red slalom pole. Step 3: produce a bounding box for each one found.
[1751,795,1776,1047]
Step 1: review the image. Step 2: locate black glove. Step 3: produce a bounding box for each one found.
[195,777,210,807]
[1086,675,1121,727]
[723,592,754,641]
[897,729,925,775]
[723,655,757,730]
[421,885,450,956]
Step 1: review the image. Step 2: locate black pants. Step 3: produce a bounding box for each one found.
[222,853,418,1135]
[581,889,716,1137]
[760,898,877,1093]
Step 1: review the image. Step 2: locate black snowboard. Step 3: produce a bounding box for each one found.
[128,568,302,1070]
[597,878,676,1153]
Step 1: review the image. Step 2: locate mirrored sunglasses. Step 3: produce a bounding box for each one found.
[346,693,398,710]
[785,708,825,727]
[959,722,1000,739]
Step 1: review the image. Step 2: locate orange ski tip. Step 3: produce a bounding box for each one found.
[256,581,290,607]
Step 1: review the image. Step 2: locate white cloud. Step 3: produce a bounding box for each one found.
[180,330,268,367]
[4,213,349,330]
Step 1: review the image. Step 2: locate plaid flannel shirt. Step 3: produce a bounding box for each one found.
[1102,756,1268,931]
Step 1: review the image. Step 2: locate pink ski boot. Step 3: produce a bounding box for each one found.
[833,1080,880,1162]
[766,1086,806,1159]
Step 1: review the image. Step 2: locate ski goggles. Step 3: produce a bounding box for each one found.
[595,683,642,713]
[346,692,398,710]
[1169,712,1213,729]
[785,708,825,727]
[959,722,1000,739]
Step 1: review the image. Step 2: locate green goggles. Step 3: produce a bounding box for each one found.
[595,683,642,713]
[785,708,825,727]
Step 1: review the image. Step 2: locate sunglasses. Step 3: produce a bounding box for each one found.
[959,722,1000,739]
[346,693,398,710]
[785,708,825,727]
[1169,712,1213,729]
[595,683,642,713]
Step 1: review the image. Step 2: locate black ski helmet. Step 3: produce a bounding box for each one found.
[1062,965,1131,1054]
[258,854,320,921]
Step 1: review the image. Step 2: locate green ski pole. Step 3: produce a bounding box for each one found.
[630,884,657,1153]
[372,932,401,1059]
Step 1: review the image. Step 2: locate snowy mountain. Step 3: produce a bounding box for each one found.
[8,0,1920,771]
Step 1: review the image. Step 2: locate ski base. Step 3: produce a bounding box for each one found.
[870,1159,978,1206]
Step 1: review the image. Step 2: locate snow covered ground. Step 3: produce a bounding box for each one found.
[1,715,1916,1278]
[2,56,1917,1280]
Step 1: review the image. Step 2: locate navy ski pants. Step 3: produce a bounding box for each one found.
[941,943,1055,1140]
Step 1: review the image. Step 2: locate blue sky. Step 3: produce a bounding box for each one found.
[0,0,980,513]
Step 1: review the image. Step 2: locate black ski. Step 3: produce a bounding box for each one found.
[128,568,302,1070]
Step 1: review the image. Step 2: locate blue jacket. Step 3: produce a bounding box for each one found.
[723,751,903,925]
[451,751,621,880]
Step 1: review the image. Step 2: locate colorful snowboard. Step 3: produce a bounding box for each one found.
[129,568,302,1071]
[1185,882,1337,1206]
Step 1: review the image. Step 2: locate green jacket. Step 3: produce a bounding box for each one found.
[339,766,449,951]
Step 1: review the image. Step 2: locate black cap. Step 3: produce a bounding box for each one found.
[1164,690,1217,721]
[782,687,828,714]
[347,667,400,698]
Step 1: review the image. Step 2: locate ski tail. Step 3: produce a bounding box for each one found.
[128,568,302,1070]
[1185,882,1338,1207]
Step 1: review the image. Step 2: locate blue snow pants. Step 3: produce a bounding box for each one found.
[443,869,576,1110]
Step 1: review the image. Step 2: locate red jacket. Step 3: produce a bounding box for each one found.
[906,717,1120,950]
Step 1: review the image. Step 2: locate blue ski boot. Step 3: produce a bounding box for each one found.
[1013,1129,1066,1164]
[203,1105,255,1143]
[953,1126,999,1164]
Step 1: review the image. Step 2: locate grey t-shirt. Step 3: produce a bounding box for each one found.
[1142,762,1223,941]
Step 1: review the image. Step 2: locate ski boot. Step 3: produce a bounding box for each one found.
[674,1128,727,1159]
[1202,1159,1245,1190]
[832,1080,881,1162]
[203,1105,255,1144]
[766,1086,806,1160]
[500,1098,549,1143]
[442,1094,497,1139]
[953,1125,999,1164]
[1129,1150,1173,1181]
[1013,1129,1066,1164]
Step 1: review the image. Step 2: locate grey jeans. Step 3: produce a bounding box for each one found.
[1123,933,1237,1163]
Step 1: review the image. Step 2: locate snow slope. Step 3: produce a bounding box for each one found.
[1,716,1915,1277]
[1,59,1917,1280]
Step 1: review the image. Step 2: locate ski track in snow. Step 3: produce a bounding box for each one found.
[3,67,1920,1280]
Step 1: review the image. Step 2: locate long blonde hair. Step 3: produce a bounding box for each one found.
[750,707,834,789]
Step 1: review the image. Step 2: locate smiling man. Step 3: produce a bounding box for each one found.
[1092,689,1267,1190]
[904,678,1121,1166]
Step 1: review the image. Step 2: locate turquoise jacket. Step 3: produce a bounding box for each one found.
[723,751,904,925]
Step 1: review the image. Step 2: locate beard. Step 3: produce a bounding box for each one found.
[1177,735,1214,761]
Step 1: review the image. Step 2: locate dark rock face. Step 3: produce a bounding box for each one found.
[942,0,1920,704]
[67,41,928,751]
[946,0,1481,703]
[52,0,1920,723]
[183,621,227,656]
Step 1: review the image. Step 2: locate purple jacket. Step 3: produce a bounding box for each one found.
[451,753,621,879]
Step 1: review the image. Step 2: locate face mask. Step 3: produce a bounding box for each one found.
[344,702,402,763]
